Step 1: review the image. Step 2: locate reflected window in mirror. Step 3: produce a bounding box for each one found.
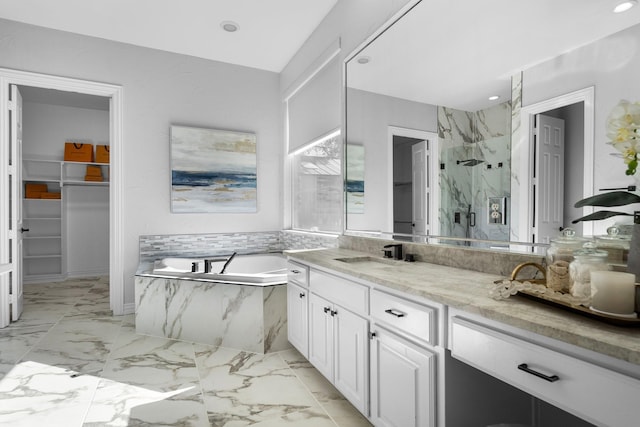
[291,130,342,233]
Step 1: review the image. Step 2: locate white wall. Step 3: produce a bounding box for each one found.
[1,18,282,305]
[22,102,109,158]
[346,87,437,231]
[522,23,640,235]
[280,0,415,95]
[66,186,109,277]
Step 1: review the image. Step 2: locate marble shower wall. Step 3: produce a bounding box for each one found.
[438,103,511,242]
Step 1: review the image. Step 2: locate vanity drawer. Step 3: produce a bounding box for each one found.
[450,316,640,427]
[287,261,309,288]
[371,289,437,346]
[310,269,368,315]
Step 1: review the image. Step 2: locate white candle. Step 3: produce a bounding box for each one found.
[590,271,636,315]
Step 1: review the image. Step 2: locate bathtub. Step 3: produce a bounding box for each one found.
[134,253,290,353]
[149,253,287,285]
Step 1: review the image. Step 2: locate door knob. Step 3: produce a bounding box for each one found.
[20,227,30,233]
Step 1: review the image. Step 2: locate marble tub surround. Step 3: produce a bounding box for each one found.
[285,247,640,368]
[339,234,545,277]
[135,276,290,354]
[1,279,369,427]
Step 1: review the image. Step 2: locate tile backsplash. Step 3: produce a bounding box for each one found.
[139,230,544,277]
[139,230,339,263]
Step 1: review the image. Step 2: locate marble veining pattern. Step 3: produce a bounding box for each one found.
[510,71,524,242]
[438,102,511,243]
[0,278,370,426]
[135,276,290,354]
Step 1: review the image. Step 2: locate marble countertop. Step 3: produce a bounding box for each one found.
[286,248,640,368]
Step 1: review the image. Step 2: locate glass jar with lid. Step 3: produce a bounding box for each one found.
[545,228,588,293]
[595,226,630,265]
[569,242,611,301]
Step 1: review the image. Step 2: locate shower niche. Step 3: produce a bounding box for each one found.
[438,103,511,243]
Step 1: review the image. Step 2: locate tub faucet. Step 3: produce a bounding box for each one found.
[383,244,403,260]
[219,252,237,274]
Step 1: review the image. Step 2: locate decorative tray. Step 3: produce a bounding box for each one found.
[491,262,640,327]
[516,290,640,327]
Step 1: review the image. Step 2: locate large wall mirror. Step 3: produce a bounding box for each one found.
[345,0,640,249]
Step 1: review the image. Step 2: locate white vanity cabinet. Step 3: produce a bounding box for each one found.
[286,261,309,358]
[308,269,370,416]
[369,289,440,427]
[449,311,640,427]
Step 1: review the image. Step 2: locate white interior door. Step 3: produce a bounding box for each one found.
[11,84,24,322]
[0,84,24,327]
[412,140,428,235]
[534,114,565,244]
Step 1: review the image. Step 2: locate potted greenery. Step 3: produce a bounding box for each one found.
[572,100,640,278]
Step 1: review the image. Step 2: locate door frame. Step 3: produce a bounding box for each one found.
[387,126,439,236]
[514,86,594,243]
[0,68,125,316]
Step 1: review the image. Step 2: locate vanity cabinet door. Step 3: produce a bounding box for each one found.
[308,292,370,416]
[308,293,334,381]
[287,282,308,358]
[334,305,369,415]
[370,327,436,427]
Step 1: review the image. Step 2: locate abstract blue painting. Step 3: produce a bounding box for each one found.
[346,144,364,214]
[170,125,257,213]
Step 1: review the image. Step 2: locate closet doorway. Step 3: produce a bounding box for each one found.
[20,86,110,283]
[0,69,124,323]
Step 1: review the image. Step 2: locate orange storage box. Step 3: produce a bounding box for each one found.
[95,145,110,163]
[64,142,93,162]
[40,192,61,199]
[85,165,103,177]
[25,183,47,199]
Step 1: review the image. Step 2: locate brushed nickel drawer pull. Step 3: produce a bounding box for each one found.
[385,308,406,318]
[290,269,301,274]
[517,363,559,382]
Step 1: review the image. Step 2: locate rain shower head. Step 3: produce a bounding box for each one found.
[456,159,485,167]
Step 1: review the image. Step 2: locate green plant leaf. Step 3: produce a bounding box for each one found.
[571,210,633,223]
[574,191,640,208]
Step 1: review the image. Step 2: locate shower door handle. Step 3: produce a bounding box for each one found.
[469,212,476,227]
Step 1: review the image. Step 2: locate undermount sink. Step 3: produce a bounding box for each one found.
[333,256,397,265]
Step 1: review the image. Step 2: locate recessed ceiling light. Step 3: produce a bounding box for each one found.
[614,0,637,13]
[357,56,371,65]
[488,95,500,101]
[220,21,240,32]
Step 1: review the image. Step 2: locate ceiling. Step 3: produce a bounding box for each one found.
[0,0,338,73]
[347,0,640,112]
[6,0,640,113]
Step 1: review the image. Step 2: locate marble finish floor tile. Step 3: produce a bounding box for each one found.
[279,349,372,427]
[195,345,324,426]
[0,279,368,426]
